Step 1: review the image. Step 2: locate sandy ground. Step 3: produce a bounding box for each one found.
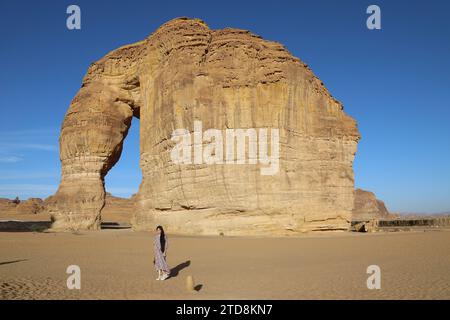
[0,227,449,300]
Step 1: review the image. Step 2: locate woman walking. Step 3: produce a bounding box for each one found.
[154,225,170,280]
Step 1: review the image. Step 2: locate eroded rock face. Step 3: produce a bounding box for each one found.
[352,189,390,221]
[46,18,360,234]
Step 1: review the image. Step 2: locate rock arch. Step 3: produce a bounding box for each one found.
[46,42,143,230]
[46,18,360,235]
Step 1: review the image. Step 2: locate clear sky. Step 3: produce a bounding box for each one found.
[0,0,449,213]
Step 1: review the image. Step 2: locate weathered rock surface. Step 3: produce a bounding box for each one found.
[45,17,360,235]
[352,189,390,221]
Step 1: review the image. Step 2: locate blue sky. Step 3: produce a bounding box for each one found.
[0,0,449,213]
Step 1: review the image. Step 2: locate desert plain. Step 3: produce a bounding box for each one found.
[1,216,449,300]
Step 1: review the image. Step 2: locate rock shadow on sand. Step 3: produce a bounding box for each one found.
[194,284,203,292]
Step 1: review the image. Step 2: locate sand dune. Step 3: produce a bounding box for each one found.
[1,229,449,299]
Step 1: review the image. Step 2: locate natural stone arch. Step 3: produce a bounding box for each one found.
[46,44,143,230]
[46,17,360,234]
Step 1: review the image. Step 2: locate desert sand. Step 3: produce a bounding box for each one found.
[1,227,449,300]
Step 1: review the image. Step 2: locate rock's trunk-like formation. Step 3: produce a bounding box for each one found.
[46,18,360,235]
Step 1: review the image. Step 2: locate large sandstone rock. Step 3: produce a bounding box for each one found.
[352,189,390,221]
[45,18,360,235]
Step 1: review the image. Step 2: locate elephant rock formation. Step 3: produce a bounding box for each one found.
[46,18,360,235]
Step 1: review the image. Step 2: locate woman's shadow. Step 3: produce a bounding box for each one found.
[170,260,191,278]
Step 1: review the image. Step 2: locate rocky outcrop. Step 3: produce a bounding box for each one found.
[0,198,44,215]
[46,17,360,235]
[16,198,44,215]
[352,189,390,221]
[101,192,136,218]
[0,198,18,215]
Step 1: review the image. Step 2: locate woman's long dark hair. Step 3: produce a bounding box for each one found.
[156,225,166,253]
